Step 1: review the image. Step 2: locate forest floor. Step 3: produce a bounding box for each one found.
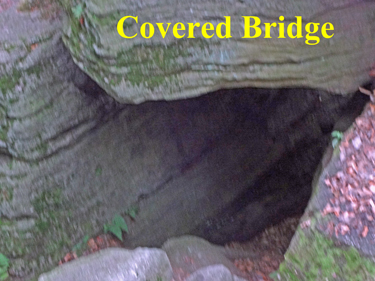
[58,215,301,281]
[227,216,300,281]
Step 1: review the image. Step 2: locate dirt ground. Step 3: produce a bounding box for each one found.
[227,216,300,281]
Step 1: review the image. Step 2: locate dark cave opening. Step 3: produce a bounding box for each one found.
[22,72,370,280]
[185,88,369,244]
[75,73,369,246]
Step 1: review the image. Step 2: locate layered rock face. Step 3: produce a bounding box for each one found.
[63,0,375,103]
[0,0,375,280]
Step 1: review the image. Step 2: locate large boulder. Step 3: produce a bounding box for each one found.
[38,236,252,281]
[38,248,173,281]
[276,103,375,280]
[62,0,375,103]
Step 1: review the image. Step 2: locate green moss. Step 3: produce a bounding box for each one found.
[117,40,209,89]
[0,184,96,279]
[8,98,18,105]
[26,64,44,79]
[56,0,71,10]
[64,7,213,92]
[0,70,22,95]
[1,43,17,53]
[30,187,77,264]
[276,229,375,280]
[0,185,13,203]
[33,141,49,156]
[0,219,13,228]
[86,9,127,28]
[35,220,50,233]
[32,188,62,213]
[17,0,61,19]
[0,127,8,142]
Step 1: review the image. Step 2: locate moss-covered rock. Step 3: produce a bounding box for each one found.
[276,103,375,280]
[277,223,375,280]
[62,0,375,103]
[1,0,374,280]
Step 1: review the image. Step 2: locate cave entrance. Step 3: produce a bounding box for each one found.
[173,87,369,244]
[34,79,370,280]
[78,79,368,247]
[72,77,370,261]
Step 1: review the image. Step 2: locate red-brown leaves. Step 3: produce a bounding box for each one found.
[323,103,375,239]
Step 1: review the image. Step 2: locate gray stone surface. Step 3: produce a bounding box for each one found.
[37,237,251,281]
[38,248,173,281]
[185,265,248,281]
[62,0,375,103]
[0,0,372,280]
[0,0,113,162]
[276,103,375,280]
[162,236,251,280]
[0,48,365,280]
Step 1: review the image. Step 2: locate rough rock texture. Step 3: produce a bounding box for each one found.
[38,248,173,281]
[0,0,373,280]
[38,236,250,281]
[0,0,117,163]
[62,0,375,103]
[276,103,375,280]
[162,236,250,280]
[2,83,365,280]
[0,5,368,274]
[185,265,248,281]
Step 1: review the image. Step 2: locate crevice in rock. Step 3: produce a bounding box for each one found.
[100,86,370,250]
[166,88,369,245]
[194,90,368,244]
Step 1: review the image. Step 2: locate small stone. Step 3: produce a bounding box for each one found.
[352,136,362,150]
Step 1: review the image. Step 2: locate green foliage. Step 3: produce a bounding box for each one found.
[0,253,9,281]
[71,4,83,19]
[331,130,343,148]
[268,271,279,280]
[33,189,62,213]
[126,206,138,220]
[0,70,22,95]
[104,214,128,241]
[72,235,90,254]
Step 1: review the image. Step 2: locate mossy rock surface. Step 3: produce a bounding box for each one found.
[1,0,375,280]
[278,227,375,281]
[277,105,375,281]
[62,0,375,103]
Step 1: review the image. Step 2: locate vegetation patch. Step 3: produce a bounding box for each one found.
[275,229,375,280]
[31,188,75,260]
[104,214,128,241]
[0,253,9,281]
[331,130,343,148]
[0,70,22,96]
